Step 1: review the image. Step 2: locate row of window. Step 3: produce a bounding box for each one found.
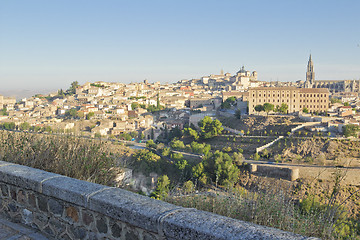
[300,94,326,97]
[300,105,327,109]
[252,93,327,98]
[300,99,325,103]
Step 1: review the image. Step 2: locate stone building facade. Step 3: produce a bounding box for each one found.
[248,87,329,114]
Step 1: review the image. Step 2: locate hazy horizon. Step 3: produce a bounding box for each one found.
[1,0,360,92]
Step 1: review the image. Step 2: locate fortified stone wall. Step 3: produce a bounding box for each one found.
[0,161,312,239]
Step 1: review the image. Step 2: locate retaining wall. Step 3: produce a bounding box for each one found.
[249,164,299,181]
[0,161,312,239]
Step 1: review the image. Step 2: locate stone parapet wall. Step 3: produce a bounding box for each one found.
[0,161,312,239]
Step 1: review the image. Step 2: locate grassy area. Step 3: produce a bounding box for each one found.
[0,130,132,186]
[167,174,359,239]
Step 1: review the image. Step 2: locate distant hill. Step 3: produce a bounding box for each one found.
[0,89,57,101]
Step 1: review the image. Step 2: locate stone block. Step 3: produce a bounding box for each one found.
[37,195,48,212]
[17,190,27,204]
[110,221,122,238]
[81,210,94,226]
[66,206,79,223]
[88,188,180,233]
[162,209,308,240]
[48,198,64,216]
[0,183,8,197]
[0,164,60,192]
[96,216,108,234]
[42,176,109,207]
[28,193,37,209]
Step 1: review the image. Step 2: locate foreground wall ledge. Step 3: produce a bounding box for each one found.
[0,161,317,240]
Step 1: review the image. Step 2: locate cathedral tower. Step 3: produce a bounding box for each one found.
[305,54,315,87]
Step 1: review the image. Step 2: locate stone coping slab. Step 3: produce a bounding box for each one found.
[0,161,317,240]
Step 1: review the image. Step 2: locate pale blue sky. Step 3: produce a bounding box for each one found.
[0,0,359,91]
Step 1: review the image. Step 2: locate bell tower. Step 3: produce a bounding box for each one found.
[305,54,315,87]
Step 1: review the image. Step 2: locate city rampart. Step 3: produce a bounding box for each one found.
[0,161,311,239]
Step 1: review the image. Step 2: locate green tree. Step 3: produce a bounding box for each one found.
[198,116,223,139]
[343,102,350,106]
[170,139,185,150]
[67,81,79,95]
[131,102,139,110]
[343,124,360,138]
[151,175,170,200]
[86,112,94,120]
[263,103,274,115]
[19,122,30,131]
[65,108,80,119]
[162,147,171,157]
[146,139,157,148]
[279,103,288,114]
[0,107,8,116]
[168,126,182,141]
[302,107,309,113]
[235,109,241,119]
[254,105,264,112]
[183,127,199,140]
[182,180,194,194]
[156,93,160,108]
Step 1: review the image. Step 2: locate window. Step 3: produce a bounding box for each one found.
[253,94,255,97]
[300,100,302,102]
[300,94,302,97]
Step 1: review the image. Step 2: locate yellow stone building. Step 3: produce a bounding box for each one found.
[248,87,329,114]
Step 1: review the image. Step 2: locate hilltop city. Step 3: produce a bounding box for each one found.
[0,55,359,140]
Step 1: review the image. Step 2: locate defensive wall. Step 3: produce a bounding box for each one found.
[0,160,314,240]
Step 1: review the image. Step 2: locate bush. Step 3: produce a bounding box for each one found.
[253,153,260,161]
[170,139,185,150]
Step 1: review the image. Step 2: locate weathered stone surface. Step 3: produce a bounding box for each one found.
[42,176,109,207]
[37,195,48,212]
[0,184,8,196]
[0,160,15,167]
[28,193,36,208]
[110,222,122,238]
[125,227,140,240]
[17,190,27,204]
[34,213,48,229]
[0,164,60,192]
[82,210,94,226]
[49,218,65,235]
[66,206,79,222]
[143,232,158,240]
[70,225,87,239]
[48,198,64,216]
[88,188,179,233]
[162,209,309,240]
[96,216,108,234]
[21,208,33,225]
